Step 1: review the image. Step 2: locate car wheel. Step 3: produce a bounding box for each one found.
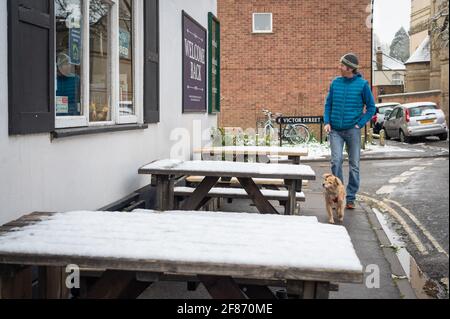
[399,130,410,143]
[438,133,448,141]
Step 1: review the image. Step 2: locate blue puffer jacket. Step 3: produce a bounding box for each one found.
[323,73,376,130]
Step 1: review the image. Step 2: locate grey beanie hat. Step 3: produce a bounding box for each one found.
[340,53,360,70]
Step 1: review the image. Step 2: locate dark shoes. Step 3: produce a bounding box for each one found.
[346,202,356,210]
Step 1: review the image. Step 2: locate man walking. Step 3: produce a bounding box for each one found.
[323,53,376,209]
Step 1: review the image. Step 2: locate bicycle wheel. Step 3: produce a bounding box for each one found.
[287,124,310,144]
[264,124,275,138]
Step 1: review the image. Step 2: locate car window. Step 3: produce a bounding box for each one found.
[388,108,399,119]
[409,105,437,117]
[378,107,393,114]
[396,108,403,119]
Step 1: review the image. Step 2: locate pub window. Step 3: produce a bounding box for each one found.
[252,13,272,33]
[55,0,140,129]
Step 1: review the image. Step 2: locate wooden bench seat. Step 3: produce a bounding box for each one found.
[174,186,306,201]
[186,176,308,188]
[174,187,306,214]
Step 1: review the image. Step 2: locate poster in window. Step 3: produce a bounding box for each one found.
[182,11,207,113]
[119,29,130,59]
[69,27,82,65]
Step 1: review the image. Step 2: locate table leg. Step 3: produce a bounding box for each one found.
[0,265,32,299]
[182,176,220,210]
[237,177,278,215]
[286,280,330,299]
[198,275,246,299]
[285,179,298,215]
[239,284,277,299]
[155,175,174,211]
[288,155,301,165]
[38,266,70,299]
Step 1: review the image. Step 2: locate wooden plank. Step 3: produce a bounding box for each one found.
[286,280,304,299]
[186,176,291,187]
[315,282,330,299]
[288,155,301,165]
[0,254,364,284]
[239,284,276,299]
[100,193,140,212]
[0,265,32,299]
[136,272,286,287]
[123,200,147,212]
[285,180,300,216]
[174,187,306,202]
[2,212,54,229]
[303,281,316,299]
[155,175,174,211]
[38,266,70,299]
[181,176,219,210]
[237,178,278,215]
[198,275,246,299]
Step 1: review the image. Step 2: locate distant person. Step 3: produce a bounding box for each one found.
[323,53,376,209]
[56,53,81,116]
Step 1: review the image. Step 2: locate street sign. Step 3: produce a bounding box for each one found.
[276,116,324,125]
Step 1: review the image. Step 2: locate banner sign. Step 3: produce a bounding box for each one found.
[182,11,207,113]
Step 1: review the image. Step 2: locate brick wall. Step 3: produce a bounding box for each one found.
[218,0,373,129]
[379,90,441,106]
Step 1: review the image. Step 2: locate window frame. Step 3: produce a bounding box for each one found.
[55,0,143,129]
[252,13,273,34]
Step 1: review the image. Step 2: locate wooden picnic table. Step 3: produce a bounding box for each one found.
[0,211,363,299]
[194,146,309,165]
[138,160,316,215]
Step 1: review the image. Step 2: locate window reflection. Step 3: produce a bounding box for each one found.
[55,0,83,117]
[119,0,134,116]
[89,0,111,122]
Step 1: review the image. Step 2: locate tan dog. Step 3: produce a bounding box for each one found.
[322,174,346,224]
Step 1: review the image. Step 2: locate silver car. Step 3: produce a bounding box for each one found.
[383,102,448,143]
[372,102,400,134]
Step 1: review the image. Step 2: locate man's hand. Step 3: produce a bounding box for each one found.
[324,124,332,134]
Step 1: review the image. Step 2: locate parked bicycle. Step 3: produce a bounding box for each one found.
[260,109,311,144]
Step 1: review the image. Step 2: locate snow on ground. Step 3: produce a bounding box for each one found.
[0,211,362,274]
[286,141,426,161]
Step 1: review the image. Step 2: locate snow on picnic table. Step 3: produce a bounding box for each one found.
[0,211,363,274]
[141,159,316,179]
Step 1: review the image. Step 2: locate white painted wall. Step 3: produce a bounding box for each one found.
[0,0,218,224]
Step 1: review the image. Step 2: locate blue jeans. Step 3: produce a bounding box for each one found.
[329,127,361,203]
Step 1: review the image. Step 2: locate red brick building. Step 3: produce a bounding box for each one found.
[218,0,373,130]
